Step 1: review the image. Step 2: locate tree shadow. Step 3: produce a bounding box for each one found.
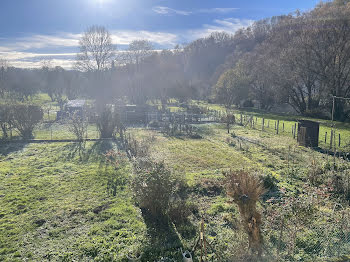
[0,142,28,156]
[139,209,183,261]
[83,140,115,163]
[61,142,82,160]
[61,140,116,163]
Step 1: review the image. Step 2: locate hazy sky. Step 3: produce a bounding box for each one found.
[0,0,323,69]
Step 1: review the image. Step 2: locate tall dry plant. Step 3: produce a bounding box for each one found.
[225,170,265,257]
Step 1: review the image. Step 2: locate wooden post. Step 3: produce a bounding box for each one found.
[283,122,285,132]
[325,132,327,144]
[293,123,297,139]
[274,121,276,130]
[240,113,243,125]
[262,118,265,131]
[339,133,341,147]
[276,120,279,134]
[330,130,333,149]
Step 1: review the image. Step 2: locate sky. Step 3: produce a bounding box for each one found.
[0,0,323,69]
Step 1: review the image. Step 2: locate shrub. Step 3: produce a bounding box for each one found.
[221,113,235,133]
[67,112,88,141]
[11,104,43,139]
[194,177,223,196]
[168,200,196,225]
[96,107,122,138]
[225,170,265,257]
[0,104,12,139]
[131,160,179,218]
[126,135,151,158]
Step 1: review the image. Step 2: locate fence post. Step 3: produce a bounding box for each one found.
[330,130,333,149]
[262,118,264,131]
[283,122,285,132]
[339,133,341,147]
[240,113,243,125]
[293,123,297,139]
[325,132,327,144]
[276,120,280,134]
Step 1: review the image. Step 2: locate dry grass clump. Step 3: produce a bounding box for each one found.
[225,170,265,258]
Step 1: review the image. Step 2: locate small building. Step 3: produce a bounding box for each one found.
[297,120,320,147]
[65,100,86,114]
[56,100,86,120]
[117,104,156,124]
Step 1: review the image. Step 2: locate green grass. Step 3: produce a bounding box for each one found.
[129,122,350,260]
[1,97,350,261]
[191,100,350,152]
[0,141,147,261]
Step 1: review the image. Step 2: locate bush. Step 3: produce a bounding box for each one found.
[0,104,12,139]
[67,112,88,141]
[11,104,43,139]
[194,177,223,196]
[96,107,122,138]
[168,200,196,225]
[131,160,180,218]
[221,113,235,133]
[225,170,265,257]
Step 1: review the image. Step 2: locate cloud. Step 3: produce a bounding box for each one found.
[186,18,254,40]
[199,8,239,14]
[152,6,192,15]
[9,59,75,69]
[2,33,81,51]
[0,30,178,68]
[110,30,178,46]
[0,18,252,69]
[152,6,238,15]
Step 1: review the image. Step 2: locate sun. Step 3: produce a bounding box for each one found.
[96,0,112,5]
[90,0,113,7]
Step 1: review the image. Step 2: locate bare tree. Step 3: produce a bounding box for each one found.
[76,25,116,72]
[127,40,154,67]
[0,59,9,98]
[68,112,88,141]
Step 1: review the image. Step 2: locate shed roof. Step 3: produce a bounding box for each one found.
[66,100,86,108]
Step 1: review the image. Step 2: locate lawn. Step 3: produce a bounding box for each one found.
[0,141,147,261]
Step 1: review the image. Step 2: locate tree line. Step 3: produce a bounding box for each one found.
[1,0,350,121]
[215,0,350,121]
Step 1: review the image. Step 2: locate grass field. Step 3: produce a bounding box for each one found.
[1,97,350,261]
[0,141,149,261]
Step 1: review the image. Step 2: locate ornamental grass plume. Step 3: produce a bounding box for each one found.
[225,170,265,257]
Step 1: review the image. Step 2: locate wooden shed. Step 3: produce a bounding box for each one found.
[297,120,320,147]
